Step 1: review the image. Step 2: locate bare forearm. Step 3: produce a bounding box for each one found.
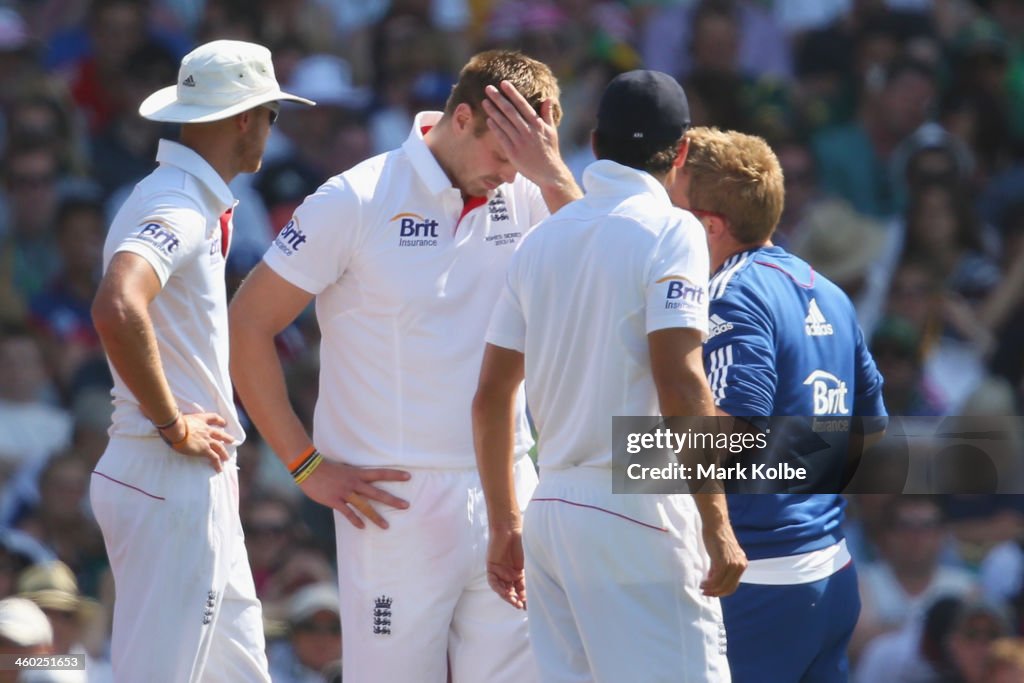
[693,491,730,534]
[537,169,582,214]
[229,323,310,464]
[93,299,177,425]
[472,392,520,531]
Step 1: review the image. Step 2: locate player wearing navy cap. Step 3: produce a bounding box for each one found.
[671,127,887,683]
[475,71,745,683]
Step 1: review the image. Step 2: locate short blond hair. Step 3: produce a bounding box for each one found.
[683,127,784,244]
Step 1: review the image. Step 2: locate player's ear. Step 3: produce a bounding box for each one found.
[235,109,253,133]
[673,137,689,169]
[453,103,474,135]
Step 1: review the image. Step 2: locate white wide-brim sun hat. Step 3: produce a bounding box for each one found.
[140,39,315,124]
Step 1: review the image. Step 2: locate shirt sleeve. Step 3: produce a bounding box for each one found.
[703,288,777,418]
[262,175,360,295]
[645,214,710,336]
[113,192,207,286]
[852,324,888,431]
[485,250,527,353]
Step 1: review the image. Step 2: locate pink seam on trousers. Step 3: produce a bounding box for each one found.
[532,497,668,532]
[92,471,166,501]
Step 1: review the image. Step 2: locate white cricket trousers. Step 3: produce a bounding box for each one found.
[524,467,731,683]
[333,455,539,683]
[90,436,270,683]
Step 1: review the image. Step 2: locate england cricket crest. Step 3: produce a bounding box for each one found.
[373,595,392,635]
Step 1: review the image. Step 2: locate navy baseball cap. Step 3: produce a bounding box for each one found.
[596,70,690,144]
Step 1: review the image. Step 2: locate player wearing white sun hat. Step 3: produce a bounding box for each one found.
[90,39,313,682]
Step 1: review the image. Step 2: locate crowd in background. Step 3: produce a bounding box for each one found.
[0,0,1023,681]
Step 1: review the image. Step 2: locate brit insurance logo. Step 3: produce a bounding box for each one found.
[803,370,850,415]
[804,298,834,336]
[274,218,307,256]
[658,275,705,310]
[131,220,181,255]
[391,212,439,247]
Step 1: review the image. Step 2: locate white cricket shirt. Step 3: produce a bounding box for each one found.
[486,160,710,469]
[263,112,549,468]
[103,139,243,442]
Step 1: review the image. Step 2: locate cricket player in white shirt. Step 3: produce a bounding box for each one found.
[89,40,313,682]
[228,51,581,682]
[474,70,747,683]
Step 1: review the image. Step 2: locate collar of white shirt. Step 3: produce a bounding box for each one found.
[402,111,466,197]
[155,139,235,215]
[582,159,672,208]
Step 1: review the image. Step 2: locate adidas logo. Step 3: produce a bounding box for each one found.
[804,298,834,336]
[182,75,196,87]
[708,314,733,339]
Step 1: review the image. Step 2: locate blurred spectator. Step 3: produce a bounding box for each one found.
[257,54,372,228]
[258,542,336,615]
[677,1,791,138]
[845,494,899,565]
[852,496,977,660]
[27,196,105,398]
[871,316,946,416]
[856,596,1011,683]
[258,0,339,55]
[788,197,887,330]
[774,137,824,244]
[0,7,45,113]
[0,384,110,588]
[5,85,89,179]
[194,0,263,43]
[0,529,54,599]
[883,258,987,414]
[889,123,976,213]
[268,582,342,683]
[946,17,1018,180]
[855,595,966,682]
[0,596,53,683]
[14,455,104,576]
[984,200,1024,390]
[57,0,182,135]
[0,326,72,474]
[813,58,936,217]
[89,41,178,197]
[368,8,458,153]
[902,182,999,303]
[243,494,301,599]
[943,599,1013,683]
[640,0,792,82]
[941,491,1024,571]
[985,638,1024,683]
[980,536,1024,633]
[0,142,64,323]
[790,26,857,133]
[17,560,108,677]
